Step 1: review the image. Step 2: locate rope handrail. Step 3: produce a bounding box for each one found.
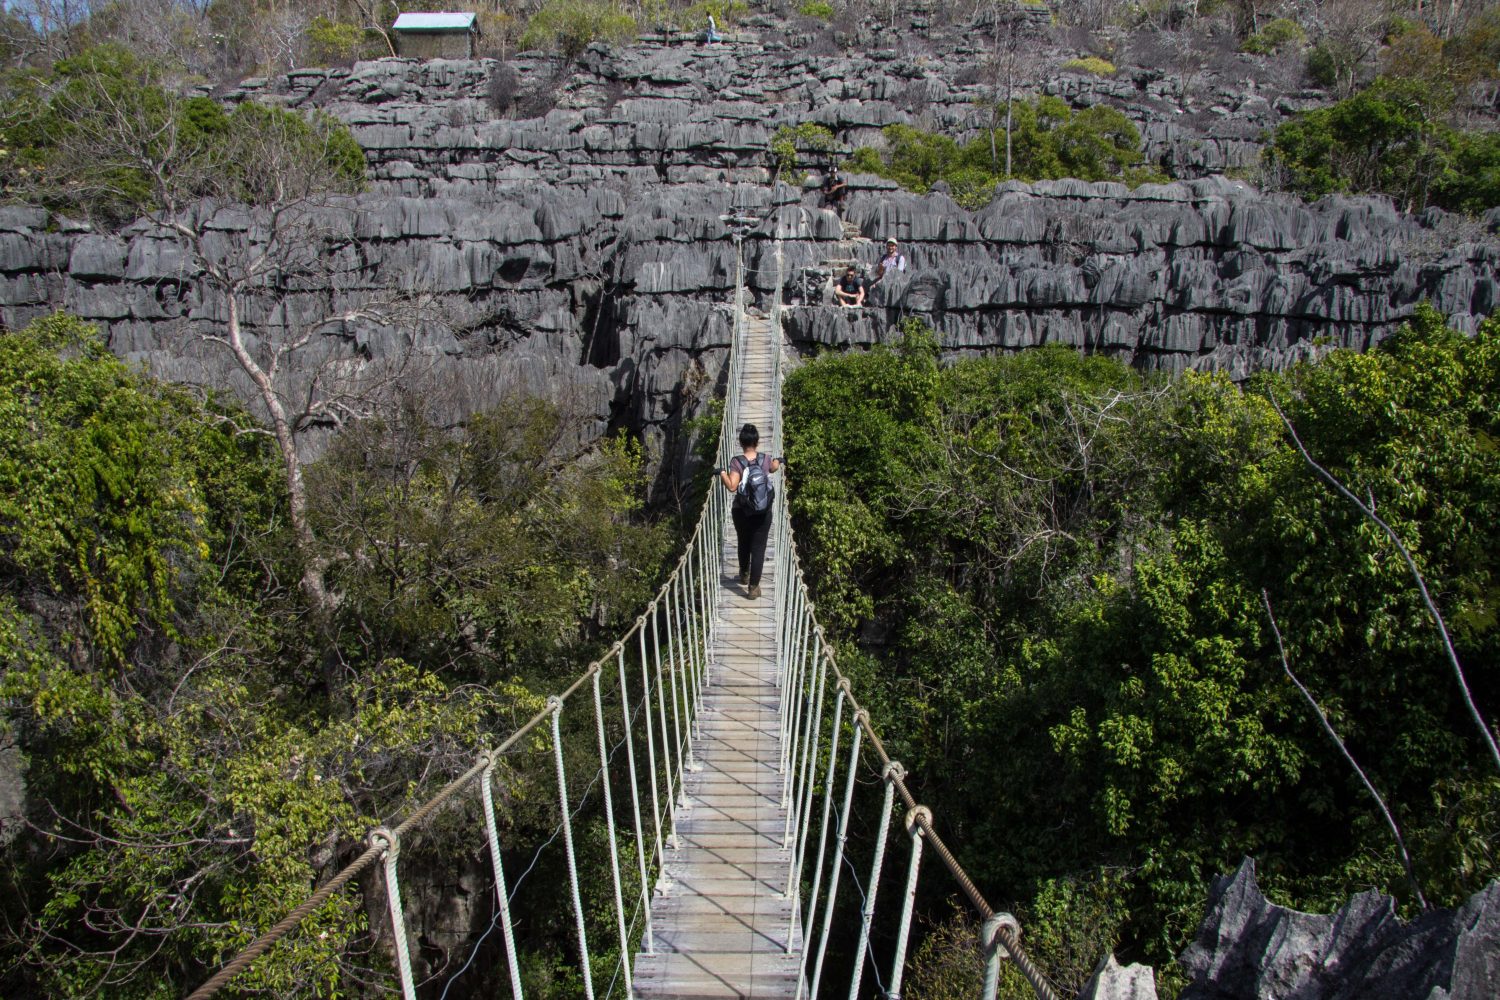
[186,241,750,1000]
[189,214,1060,1000]
[766,230,1058,1000]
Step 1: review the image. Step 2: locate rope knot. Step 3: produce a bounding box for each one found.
[836,677,853,695]
[546,695,564,715]
[882,760,906,783]
[982,912,1022,955]
[854,708,871,728]
[479,747,501,772]
[904,804,932,836]
[368,826,400,860]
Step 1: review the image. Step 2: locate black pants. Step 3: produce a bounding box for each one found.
[732,505,772,587]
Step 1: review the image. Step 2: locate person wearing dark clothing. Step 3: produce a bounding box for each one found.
[821,166,847,209]
[834,265,865,307]
[716,423,782,599]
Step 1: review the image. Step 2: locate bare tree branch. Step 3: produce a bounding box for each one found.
[1270,397,1500,776]
[1261,589,1429,908]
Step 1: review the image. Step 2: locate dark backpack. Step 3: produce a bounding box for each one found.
[734,454,774,513]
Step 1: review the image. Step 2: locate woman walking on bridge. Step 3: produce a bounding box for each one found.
[716,423,781,599]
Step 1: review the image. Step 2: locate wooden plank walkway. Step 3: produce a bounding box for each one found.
[633,314,802,999]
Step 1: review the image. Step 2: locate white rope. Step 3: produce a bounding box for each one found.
[686,534,704,741]
[848,762,901,1000]
[888,806,928,1000]
[797,685,845,959]
[480,758,525,1000]
[592,671,634,999]
[782,593,810,786]
[618,645,655,954]
[638,624,667,868]
[807,720,864,1000]
[671,573,695,770]
[663,587,688,792]
[783,616,817,841]
[650,608,679,847]
[371,827,417,1000]
[550,697,596,1000]
[781,607,806,802]
[981,913,1023,1000]
[789,635,827,882]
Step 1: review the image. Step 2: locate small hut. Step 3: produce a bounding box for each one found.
[391,12,480,59]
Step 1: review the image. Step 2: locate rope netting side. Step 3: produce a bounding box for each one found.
[766,235,1059,1000]
[184,237,751,1000]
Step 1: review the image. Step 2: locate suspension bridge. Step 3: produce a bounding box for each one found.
[185,238,1058,1000]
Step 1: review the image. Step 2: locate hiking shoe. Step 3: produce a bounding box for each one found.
[748,584,762,600]
[739,570,750,586]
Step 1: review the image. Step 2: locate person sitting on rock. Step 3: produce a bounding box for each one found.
[833,265,865,307]
[821,165,848,210]
[869,238,907,285]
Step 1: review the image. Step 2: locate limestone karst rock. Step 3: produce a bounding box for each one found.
[1,35,1495,497]
[1081,859,1500,1000]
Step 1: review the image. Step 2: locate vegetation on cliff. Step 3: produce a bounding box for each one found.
[782,312,1500,995]
[847,99,1165,208]
[0,44,365,224]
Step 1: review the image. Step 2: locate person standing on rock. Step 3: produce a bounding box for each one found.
[834,265,865,307]
[705,13,721,43]
[870,238,907,285]
[715,423,782,600]
[821,165,848,211]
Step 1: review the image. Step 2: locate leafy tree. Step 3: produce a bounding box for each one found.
[770,121,836,182]
[1267,76,1500,212]
[848,98,1161,208]
[520,0,637,59]
[0,44,365,223]
[784,311,1500,979]
[0,314,670,997]
[307,395,671,680]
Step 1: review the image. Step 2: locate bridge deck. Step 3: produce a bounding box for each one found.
[632,314,801,999]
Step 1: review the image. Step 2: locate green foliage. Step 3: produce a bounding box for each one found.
[785,312,1500,973]
[0,312,672,996]
[1269,76,1499,212]
[1062,56,1116,76]
[770,121,836,182]
[671,0,750,30]
[1241,17,1306,55]
[847,98,1160,207]
[798,0,836,19]
[0,45,365,223]
[304,17,371,65]
[307,398,671,678]
[520,0,638,58]
[0,314,280,663]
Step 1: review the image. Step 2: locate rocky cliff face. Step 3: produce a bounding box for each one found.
[2,16,1497,493]
[1082,859,1500,1000]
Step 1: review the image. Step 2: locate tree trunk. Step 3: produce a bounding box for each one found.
[223,294,342,692]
